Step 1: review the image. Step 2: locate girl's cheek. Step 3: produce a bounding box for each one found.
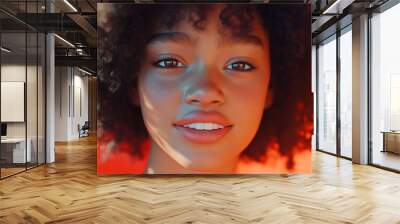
[140,71,182,107]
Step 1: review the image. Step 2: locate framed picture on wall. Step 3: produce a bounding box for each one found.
[1,81,25,123]
[97,3,313,174]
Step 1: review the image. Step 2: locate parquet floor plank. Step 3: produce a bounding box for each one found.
[1,136,400,223]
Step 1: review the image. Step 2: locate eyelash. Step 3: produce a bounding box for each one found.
[225,61,255,72]
[152,57,186,69]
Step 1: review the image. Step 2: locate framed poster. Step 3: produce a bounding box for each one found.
[1,82,25,122]
[97,3,313,174]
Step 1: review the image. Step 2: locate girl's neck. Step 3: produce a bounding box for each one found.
[145,141,238,174]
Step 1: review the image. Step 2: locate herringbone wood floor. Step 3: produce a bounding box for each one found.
[1,136,400,224]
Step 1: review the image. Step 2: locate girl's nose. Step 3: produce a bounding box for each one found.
[184,66,225,108]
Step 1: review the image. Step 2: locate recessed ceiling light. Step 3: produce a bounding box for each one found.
[322,0,354,15]
[78,67,93,76]
[54,34,75,48]
[63,0,78,12]
[1,47,11,53]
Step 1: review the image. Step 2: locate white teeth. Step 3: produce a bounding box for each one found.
[183,123,225,130]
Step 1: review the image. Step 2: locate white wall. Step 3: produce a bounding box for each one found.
[55,66,69,141]
[72,72,89,138]
[55,67,89,141]
[1,65,26,134]
[1,64,39,138]
[1,63,46,164]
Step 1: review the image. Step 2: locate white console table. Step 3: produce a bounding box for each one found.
[1,138,32,163]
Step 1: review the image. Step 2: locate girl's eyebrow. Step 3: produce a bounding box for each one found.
[148,32,191,44]
[147,31,264,48]
[223,34,264,48]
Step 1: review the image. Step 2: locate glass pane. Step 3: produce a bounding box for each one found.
[38,33,45,165]
[317,36,337,154]
[312,45,317,151]
[0,1,46,178]
[26,0,39,170]
[340,29,352,158]
[27,31,38,169]
[371,4,400,171]
[1,31,27,177]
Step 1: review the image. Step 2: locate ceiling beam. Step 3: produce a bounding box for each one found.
[55,55,96,69]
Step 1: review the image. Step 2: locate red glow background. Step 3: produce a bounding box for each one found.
[97,119,313,174]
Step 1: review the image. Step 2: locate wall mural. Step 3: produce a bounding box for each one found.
[97,3,313,174]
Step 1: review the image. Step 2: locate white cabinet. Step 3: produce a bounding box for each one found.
[1,138,32,163]
[382,132,400,154]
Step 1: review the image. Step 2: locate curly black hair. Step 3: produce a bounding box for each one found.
[98,3,312,170]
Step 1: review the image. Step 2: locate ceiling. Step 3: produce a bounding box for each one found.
[1,0,97,73]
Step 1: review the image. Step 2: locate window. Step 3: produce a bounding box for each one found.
[371,2,400,171]
[339,27,352,158]
[317,35,337,154]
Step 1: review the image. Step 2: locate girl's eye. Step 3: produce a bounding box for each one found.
[225,61,255,72]
[153,58,186,69]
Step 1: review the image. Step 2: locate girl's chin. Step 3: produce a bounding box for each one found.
[179,159,238,173]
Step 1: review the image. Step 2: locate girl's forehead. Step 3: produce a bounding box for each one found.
[153,4,264,36]
[150,6,268,49]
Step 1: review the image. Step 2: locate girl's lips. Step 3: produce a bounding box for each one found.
[173,111,233,144]
[174,125,232,144]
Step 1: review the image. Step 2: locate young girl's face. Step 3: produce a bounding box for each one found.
[137,5,270,172]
